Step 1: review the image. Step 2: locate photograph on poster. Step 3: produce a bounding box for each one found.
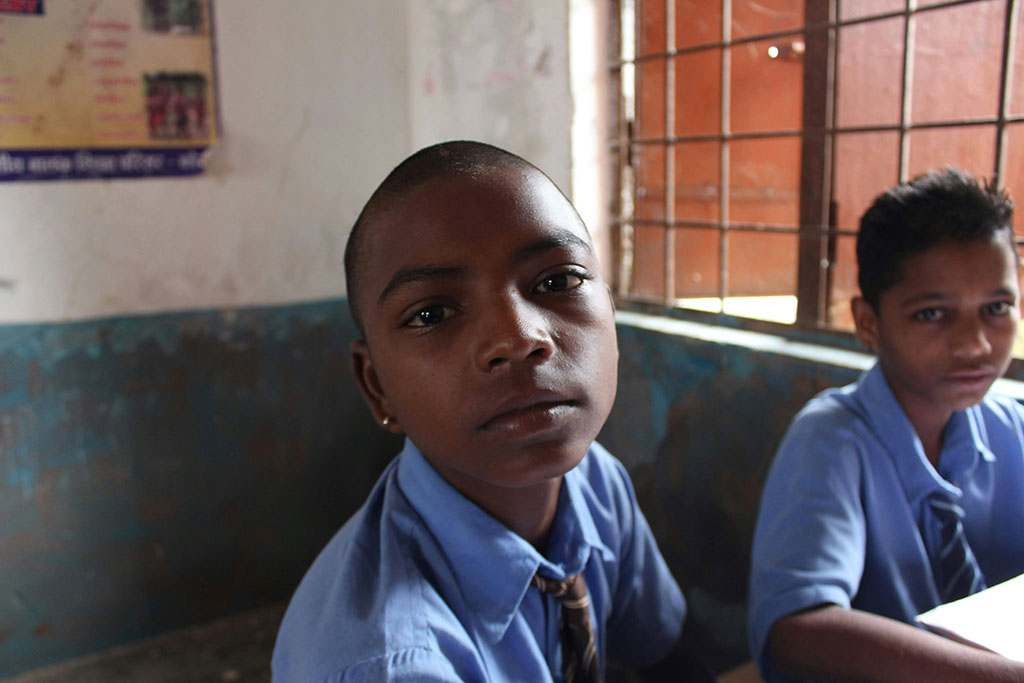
[140,0,204,34]
[144,73,209,140]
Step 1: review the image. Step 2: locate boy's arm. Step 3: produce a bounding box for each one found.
[770,604,1024,682]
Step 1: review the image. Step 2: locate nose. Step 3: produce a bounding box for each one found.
[474,293,555,372]
[951,316,992,360]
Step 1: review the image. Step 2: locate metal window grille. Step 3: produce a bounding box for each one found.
[611,0,1024,331]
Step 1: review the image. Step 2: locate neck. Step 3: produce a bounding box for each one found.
[435,466,564,548]
[899,398,952,469]
[917,419,948,468]
[483,478,563,549]
[878,364,954,468]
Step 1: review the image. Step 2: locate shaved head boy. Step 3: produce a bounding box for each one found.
[272,141,703,683]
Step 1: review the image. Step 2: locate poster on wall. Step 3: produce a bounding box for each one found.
[0,0,217,181]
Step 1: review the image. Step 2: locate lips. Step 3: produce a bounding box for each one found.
[943,368,998,392]
[477,389,581,435]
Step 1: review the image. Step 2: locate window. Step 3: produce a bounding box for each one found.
[611,0,1024,339]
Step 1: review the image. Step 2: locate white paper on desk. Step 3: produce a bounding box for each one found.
[916,573,1024,662]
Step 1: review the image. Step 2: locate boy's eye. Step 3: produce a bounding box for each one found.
[985,300,1014,316]
[536,271,586,293]
[405,304,455,328]
[912,307,944,322]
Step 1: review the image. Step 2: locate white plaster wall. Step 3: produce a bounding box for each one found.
[0,0,604,324]
[407,0,572,192]
[569,0,612,282]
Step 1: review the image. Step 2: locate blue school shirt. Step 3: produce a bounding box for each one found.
[748,362,1024,682]
[272,439,686,683]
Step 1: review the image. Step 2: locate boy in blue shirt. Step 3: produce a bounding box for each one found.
[272,141,699,682]
[748,168,1024,681]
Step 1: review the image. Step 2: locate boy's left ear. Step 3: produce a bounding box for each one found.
[350,339,403,434]
[851,296,879,351]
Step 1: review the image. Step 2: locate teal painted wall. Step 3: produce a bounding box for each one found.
[0,300,864,676]
[0,300,402,676]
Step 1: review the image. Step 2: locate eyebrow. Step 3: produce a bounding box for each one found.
[377,265,467,306]
[375,229,594,307]
[513,229,594,263]
[900,287,1019,308]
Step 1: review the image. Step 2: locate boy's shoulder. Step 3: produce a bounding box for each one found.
[271,456,467,682]
[567,440,650,531]
[767,368,902,490]
[977,386,1024,425]
[783,376,868,444]
[971,389,1024,461]
[786,364,920,448]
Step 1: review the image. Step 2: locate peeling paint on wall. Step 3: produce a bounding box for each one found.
[0,299,401,676]
[601,323,861,672]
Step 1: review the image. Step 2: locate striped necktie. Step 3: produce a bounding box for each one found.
[532,572,601,683]
[928,494,986,603]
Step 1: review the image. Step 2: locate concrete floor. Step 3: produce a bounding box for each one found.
[3,603,286,683]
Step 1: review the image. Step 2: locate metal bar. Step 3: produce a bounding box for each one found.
[796,0,837,326]
[718,0,732,314]
[610,0,627,297]
[622,114,1024,148]
[632,130,804,144]
[994,0,1020,187]
[632,25,809,62]
[663,0,676,306]
[831,115,1024,132]
[898,0,915,182]
[825,0,843,325]
[633,217,859,236]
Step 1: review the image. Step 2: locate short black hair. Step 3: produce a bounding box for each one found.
[856,167,1016,310]
[343,140,560,333]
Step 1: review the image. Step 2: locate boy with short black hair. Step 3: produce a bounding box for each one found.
[748,168,1024,681]
[272,141,696,682]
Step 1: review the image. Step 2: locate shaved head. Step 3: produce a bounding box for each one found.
[343,141,582,333]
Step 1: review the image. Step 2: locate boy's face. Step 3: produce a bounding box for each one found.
[350,166,618,504]
[853,234,1020,427]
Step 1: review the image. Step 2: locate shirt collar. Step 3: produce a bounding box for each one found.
[855,363,993,504]
[395,439,606,643]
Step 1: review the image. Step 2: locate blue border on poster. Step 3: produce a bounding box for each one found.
[0,0,44,15]
[0,147,207,181]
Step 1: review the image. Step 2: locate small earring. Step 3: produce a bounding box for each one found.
[382,416,392,427]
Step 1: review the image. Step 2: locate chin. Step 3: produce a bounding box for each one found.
[946,389,992,412]
[496,439,590,488]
